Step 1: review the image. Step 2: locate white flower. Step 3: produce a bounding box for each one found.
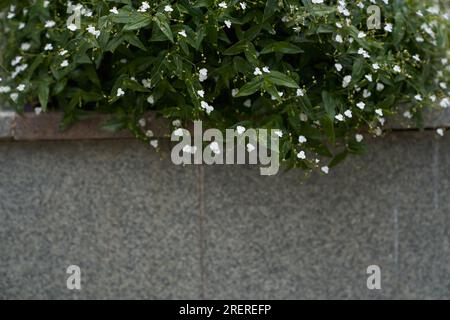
[384,23,393,32]
[116,88,125,97]
[300,113,308,122]
[87,25,101,38]
[274,130,283,138]
[240,2,247,10]
[312,0,324,3]
[17,84,25,92]
[376,83,385,91]
[297,151,306,160]
[231,89,239,97]
[414,94,423,101]
[430,95,437,103]
[412,54,421,62]
[110,7,119,14]
[164,5,173,12]
[253,67,263,76]
[174,128,184,137]
[436,128,444,136]
[197,90,205,98]
[243,99,252,108]
[440,98,450,108]
[11,56,22,66]
[296,89,305,97]
[172,120,182,127]
[298,135,307,144]
[21,43,31,51]
[365,74,373,82]
[10,93,19,102]
[146,130,154,138]
[262,66,270,73]
[199,68,208,82]
[335,63,343,72]
[375,108,383,116]
[218,2,228,9]
[200,101,214,114]
[147,95,155,104]
[224,20,232,29]
[45,20,56,28]
[344,109,352,118]
[335,114,344,121]
[236,126,246,135]
[246,143,255,153]
[363,89,371,98]
[372,63,380,70]
[178,30,187,38]
[44,43,53,51]
[67,23,78,31]
[138,2,150,12]
[150,140,158,148]
[393,65,401,73]
[342,75,352,88]
[355,134,364,142]
[358,48,370,59]
[403,111,413,119]
[357,31,366,38]
[0,86,11,93]
[139,118,146,127]
[356,102,365,110]
[60,60,69,68]
[335,34,343,43]
[321,166,329,174]
[34,107,43,115]
[59,49,68,56]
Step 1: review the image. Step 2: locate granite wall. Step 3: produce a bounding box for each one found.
[0,132,449,299]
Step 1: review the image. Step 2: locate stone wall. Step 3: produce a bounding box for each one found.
[0,132,449,299]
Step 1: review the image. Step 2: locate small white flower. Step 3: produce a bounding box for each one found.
[436,128,444,136]
[17,84,25,92]
[218,2,228,9]
[60,60,69,68]
[246,143,255,153]
[335,63,343,72]
[375,108,383,116]
[384,23,393,32]
[274,130,283,138]
[10,92,19,102]
[298,135,307,144]
[67,23,78,32]
[150,140,159,148]
[297,151,306,160]
[253,67,263,76]
[236,126,246,135]
[231,88,239,97]
[414,94,423,101]
[335,114,345,121]
[393,65,401,73]
[296,89,305,97]
[116,88,125,97]
[110,7,119,14]
[262,66,270,73]
[243,99,252,108]
[321,166,329,174]
[45,20,56,28]
[412,54,421,62]
[363,89,371,98]
[139,118,146,127]
[178,30,187,38]
[44,43,53,51]
[147,95,155,104]
[344,109,352,118]
[224,20,232,29]
[21,43,31,51]
[357,31,366,38]
[440,98,450,108]
[355,134,364,142]
[59,49,68,56]
[34,107,43,115]
[342,75,352,88]
[164,5,173,12]
[365,74,373,82]
[356,102,365,110]
[240,2,247,10]
[335,34,343,43]
[372,63,380,70]
[199,68,208,82]
[146,130,154,138]
[403,111,413,119]
[376,82,385,91]
[197,90,205,98]
[312,0,324,3]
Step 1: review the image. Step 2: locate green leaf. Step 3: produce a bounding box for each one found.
[38,81,50,111]
[260,41,304,55]
[236,78,263,97]
[154,12,174,43]
[321,91,336,119]
[265,71,299,88]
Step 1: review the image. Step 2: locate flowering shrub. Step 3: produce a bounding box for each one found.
[0,0,449,172]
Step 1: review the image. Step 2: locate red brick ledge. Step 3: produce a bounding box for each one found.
[0,111,169,141]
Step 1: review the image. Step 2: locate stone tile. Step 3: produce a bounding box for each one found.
[202,132,448,299]
[0,111,15,139]
[0,140,200,299]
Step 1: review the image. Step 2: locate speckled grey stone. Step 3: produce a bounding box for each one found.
[202,132,450,299]
[0,140,201,299]
[0,111,15,139]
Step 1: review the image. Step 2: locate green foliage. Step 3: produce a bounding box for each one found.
[0,0,449,172]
